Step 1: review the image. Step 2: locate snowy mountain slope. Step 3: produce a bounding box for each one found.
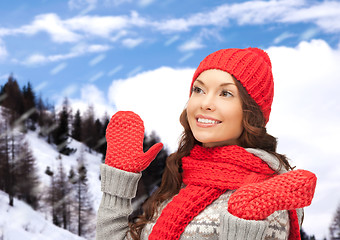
[25,130,103,212]
[0,190,86,240]
[0,129,104,240]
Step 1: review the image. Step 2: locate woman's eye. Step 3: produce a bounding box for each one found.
[221,90,233,97]
[192,86,204,94]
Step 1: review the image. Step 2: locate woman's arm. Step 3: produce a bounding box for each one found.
[96,164,141,240]
[96,111,162,239]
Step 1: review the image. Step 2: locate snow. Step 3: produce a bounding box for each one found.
[25,130,103,212]
[0,191,86,240]
[1,129,103,240]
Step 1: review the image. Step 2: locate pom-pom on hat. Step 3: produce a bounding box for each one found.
[191,48,274,123]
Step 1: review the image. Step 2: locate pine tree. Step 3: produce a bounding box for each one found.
[54,155,72,229]
[74,150,95,238]
[72,109,82,141]
[15,140,39,209]
[36,94,46,127]
[22,82,38,130]
[67,167,78,234]
[0,111,11,197]
[53,98,74,155]
[45,165,57,225]
[36,93,55,139]
[39,104,57,144]
[53,99,69,146]
[81,105,96,152]
[92,118,104,151]
[300,228,316,240]
[22,82,36,111]
[0,75,25,126]
[0,109,22,206]
[99,114,109,161]
[330,202,340,239]
[0,112,6,191]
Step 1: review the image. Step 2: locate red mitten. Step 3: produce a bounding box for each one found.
[228,169,317,220]
[105,111,163,173]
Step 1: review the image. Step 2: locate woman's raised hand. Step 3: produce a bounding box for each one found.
[104,111,163,173]
[228,169,317,220]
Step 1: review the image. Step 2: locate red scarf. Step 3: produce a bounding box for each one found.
[149,145,300,240]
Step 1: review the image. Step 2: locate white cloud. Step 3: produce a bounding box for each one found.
[0,12,146,43]
[299,28,319,41]
[154,18,194,32]
[153,0,303,32]
[178,53,194,63]
[24,54,47,65]
[50,62,67,75]
[280,1,340,33]
[138,0,154,7]
[89,54,106,66]
[64,15,130,38]
[273,32,295,44]
[32,14,82,43]
[107,65,123,76]
[164,35,180,46]
[127,66,143,78]
[0,13,81,43]
[84,44,111,53]
[89,71,104,82]
[107,40,340,239]
[62,84,78,97]
[108,66,194,150]
[153,0,340,34]
[110,30,128,42]
[1,1,339,52]
[66,84,114,118]
[23,43,111,65]
[34,81,48,92]
[178,39,204,52]
[121,38,144,48]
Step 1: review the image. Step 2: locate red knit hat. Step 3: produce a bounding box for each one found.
[191,48,274,123]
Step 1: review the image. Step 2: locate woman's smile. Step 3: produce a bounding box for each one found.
[196,115,222,127]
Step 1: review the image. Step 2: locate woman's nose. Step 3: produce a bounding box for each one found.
[200,94,216,111]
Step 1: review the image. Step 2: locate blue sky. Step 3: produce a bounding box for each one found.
[1,0,340,102]
[1,0,340,239]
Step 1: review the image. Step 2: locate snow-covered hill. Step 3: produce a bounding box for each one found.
[0,130,103,240]
[0,190,86,240]
[25,130,103,212]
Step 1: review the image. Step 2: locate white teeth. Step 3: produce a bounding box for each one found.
[197,118,219,124]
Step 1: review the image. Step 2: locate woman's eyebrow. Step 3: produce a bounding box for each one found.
[220,82,236,87]
[194,79,205,86]
[195,79,235,87]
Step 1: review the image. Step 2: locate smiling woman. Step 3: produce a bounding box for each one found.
[96,47,317,240]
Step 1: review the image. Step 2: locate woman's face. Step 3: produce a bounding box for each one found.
[187,69,243,148]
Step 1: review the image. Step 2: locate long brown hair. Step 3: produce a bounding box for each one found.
[128,77,293,239]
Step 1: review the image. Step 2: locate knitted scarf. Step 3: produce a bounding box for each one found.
[148,145,300,240]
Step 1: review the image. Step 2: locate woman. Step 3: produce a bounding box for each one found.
[96,48,317,240]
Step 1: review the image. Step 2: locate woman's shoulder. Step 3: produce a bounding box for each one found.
[245,148,288,174]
